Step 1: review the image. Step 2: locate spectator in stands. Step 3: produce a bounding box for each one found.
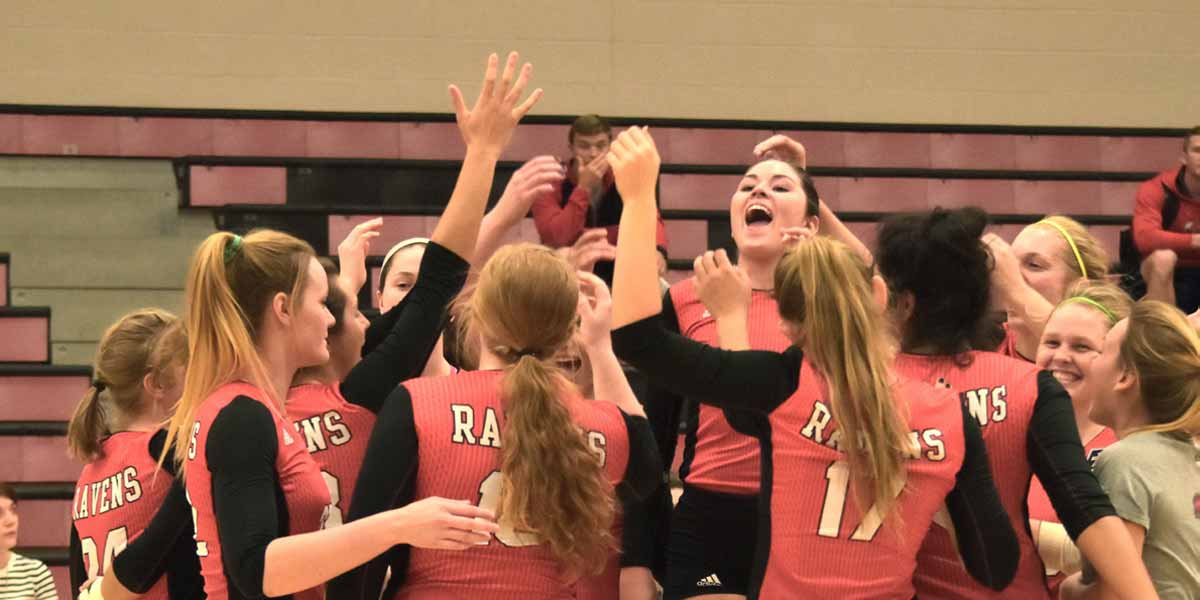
[0,483,58,600]
[530,114,668,284]
[1133,125,1200,313]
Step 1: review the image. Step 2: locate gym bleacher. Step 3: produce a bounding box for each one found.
[0,107,1188,594]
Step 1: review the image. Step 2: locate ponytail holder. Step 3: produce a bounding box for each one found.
[1061,296,1118,324]
[1036,220,1088,280]
[514,348,538,359]
[224,235,244,265]
[93,379,107,392]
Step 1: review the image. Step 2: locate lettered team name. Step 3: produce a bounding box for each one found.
[800,400,948,461]
[293,410,353,454]
[72,467,144,520]
[450,403,608,465]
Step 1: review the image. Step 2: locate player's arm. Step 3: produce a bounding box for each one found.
[612,314,801,415]
[342,240,469,412]
[1027,372,1157,600]
[69,523,87,593]
[1059,520,1146,600]
[942,404,1020,590]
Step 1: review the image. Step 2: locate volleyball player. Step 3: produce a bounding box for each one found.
[640,133,830,600]
[608,126,1019,599]
[1061,301,1200,598]
[328,250,661,599]
[870,207,1156,599]
[67,310,201,600]
[1027,280,1133,595]
[985,215,1111,359]
[156,51,541,600]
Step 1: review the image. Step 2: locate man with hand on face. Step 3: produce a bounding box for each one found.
[530,114,669,285]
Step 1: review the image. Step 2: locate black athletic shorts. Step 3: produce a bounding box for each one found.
[663,484,759,599]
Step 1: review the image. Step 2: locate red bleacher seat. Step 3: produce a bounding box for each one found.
[0,115,18,154]
[0,435,80,481]
[0,308,50,363]
[1015,136,1104,172]
[396,123,465,161]
[21,115,120,156]
[307,121,402,159]
[0,366,91,421]
[657,128,771,166]
[328,215,437,252]
[844,132,932,169]
[930,133,1018,170]
[117,117,213,157]
[663,220,709,260]
[213,119,309,157]
[1101,136,1183,173]
[0,259,8,307]
[189,166,286,206]
[50,567,69,597]
[14,499,72,547]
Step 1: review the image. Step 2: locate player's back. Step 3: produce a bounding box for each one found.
[895,351,1050,600]
[756,362,965,599]
[286,383,377,528]
[401,370,631,600]
[73,431,174,600]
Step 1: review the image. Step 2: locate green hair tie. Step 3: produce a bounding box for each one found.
[1061,296,1118,324]
[224,235,243,265]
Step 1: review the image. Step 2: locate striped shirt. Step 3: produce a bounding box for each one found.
[0,553,57,600]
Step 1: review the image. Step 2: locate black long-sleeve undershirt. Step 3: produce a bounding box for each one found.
[327,384,661,600]
[1026,371,1117,539]
[611,314,1020,590]
[206,397,289,600]
[344,240,469,413]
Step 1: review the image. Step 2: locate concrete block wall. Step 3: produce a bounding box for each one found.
[0,1,1197,126]
[0,158,214,364]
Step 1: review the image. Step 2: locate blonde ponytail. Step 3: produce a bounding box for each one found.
[164,230,315,475]
[775,237,910,520]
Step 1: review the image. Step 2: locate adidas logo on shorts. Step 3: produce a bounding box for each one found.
[696,574,722,587]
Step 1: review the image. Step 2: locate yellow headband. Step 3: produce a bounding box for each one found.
[1036,219,1088,280]
[1061,296,1118,324]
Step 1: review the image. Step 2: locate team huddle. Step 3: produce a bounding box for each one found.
[60,53,1200,600]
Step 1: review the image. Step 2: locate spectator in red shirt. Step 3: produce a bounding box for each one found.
[1133,125,1200,313]
[530,114,669,285]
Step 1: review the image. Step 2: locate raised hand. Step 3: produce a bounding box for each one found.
[576,154,610,196]
[559,228,617,273]
[576,271,614,351]
[694,249,751,321]
[336,217,383,295]
[753,134,807,169]
[448,52,544,156]
[606,126,660,205]
[494,155,564,224]
[781,225,815,248]
[391,496,498,550]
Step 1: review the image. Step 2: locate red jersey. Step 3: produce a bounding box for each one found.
[286,383,377,527]
[184,382,330,600]
[72,431,174,600]
[755,361,964,598]
[1027,427,1116,595]
[571,551,620,600]
[669,279,790,495]
[896,352,1050,600]
[399,370,631,600]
